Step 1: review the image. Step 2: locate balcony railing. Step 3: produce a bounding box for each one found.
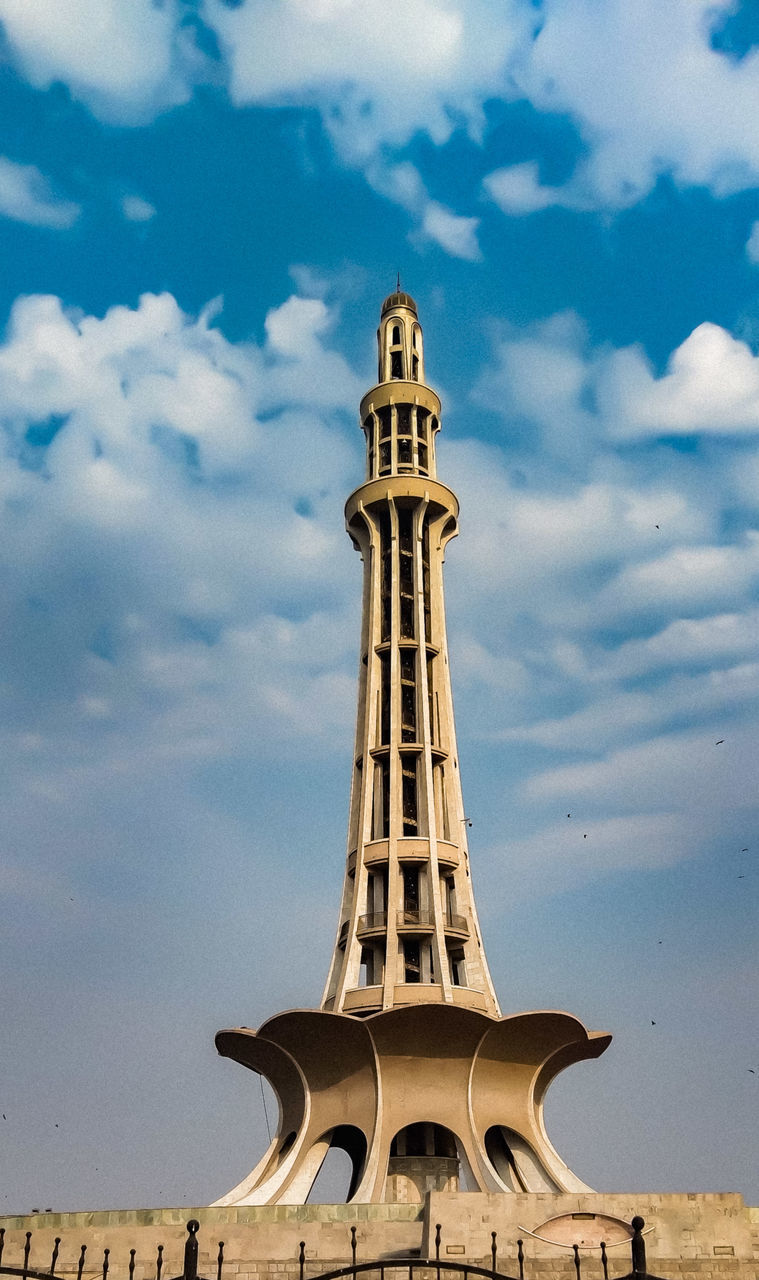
[397,909,434,929]
[357,911,388,933]
[444,912,468,934]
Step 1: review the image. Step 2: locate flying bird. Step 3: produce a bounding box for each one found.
[651,1020,656,1025]
[715,739,724,745]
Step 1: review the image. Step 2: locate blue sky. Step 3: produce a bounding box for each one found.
[1,0,758,1214]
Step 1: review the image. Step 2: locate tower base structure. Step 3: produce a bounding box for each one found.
[212,1004,611,1207]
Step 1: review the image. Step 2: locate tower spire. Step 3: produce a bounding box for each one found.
[320,289,499,1017]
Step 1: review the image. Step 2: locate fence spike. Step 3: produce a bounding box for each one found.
[517,1238,524,1280]
[600,1242,608,1280]
[0,1227,5,1268]
[50,1238,61,1275]
[351,1227,357,1268]
[299,1240,306,1280]
[23,1230,32,1279]
[435,1225,442,1263]
[77,1243,87,1280]
[156,1243,164,1280]
[102,1246,110,1280]
[631,1217,646,1278]
[217,1240,225,1280]
[572,1243,581,1280]
[491,1231,498,1277]
[129,1247,136,1280]
[184,1221,200,1280]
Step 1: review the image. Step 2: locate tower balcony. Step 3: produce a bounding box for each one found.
[396,909,434,933]
[357,911,388,938]
[436,841,460,869]
[363,838,389,867]
[444,912,469,940]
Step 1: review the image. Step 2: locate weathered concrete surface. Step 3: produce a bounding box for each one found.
[1,1194,756,1280]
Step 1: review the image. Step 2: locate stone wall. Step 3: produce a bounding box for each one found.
[0,1194,756,1280]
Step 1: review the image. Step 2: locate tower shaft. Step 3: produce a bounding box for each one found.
[321,292,499,1018]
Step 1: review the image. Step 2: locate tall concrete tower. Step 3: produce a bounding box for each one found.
[321,289,499,1018]
[214,292,610,1207]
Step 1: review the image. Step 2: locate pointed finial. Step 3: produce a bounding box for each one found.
[396,270,401,292]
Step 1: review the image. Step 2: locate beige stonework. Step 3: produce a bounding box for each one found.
[1,1194,756,1280]
[213,293,611,1207]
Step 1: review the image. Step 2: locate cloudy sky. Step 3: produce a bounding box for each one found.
[1,0,758,1215]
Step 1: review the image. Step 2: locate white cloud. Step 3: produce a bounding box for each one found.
[603,610,759,680]
[0,287,366,779]
[207,0,524,160]
[483,161,578,215]
[2,0,758,230]
[524,723,758,818]
[0,0,194,123]
[421,202,481,260]
[599,535,759,619]
[488,0,759,212]
[367,159,481,259]
[121,194,156,222]
[601,324,759,438]
[503,661,759,751]
[487,811,692,903]
[0,155,80,228]
[477,314,759,446]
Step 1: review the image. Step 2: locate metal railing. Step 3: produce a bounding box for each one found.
[0,1214,662,1280]
[397,909,434,928]
[357,912,388,932]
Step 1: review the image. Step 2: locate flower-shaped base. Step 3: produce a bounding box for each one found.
[212,1004,610,1205]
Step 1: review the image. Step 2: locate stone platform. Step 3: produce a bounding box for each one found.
[1,1194,757,1280]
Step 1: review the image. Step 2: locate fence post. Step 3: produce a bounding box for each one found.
[517,1239,524,1280]
[600,1243,608,1280]
[299,1241,306,1280]
[23,1231,32,1280]
[435,1226,442,1263]
[631,1218,646,1278]
[351,1227,357,1269]
[0,1226,4,1268]
[183,1221,200,1280]
[572,1244,581,1280]
[50,1239,61,1276]
[491,1232,497,1277]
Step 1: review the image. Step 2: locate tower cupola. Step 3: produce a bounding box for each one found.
[377,290,425,385]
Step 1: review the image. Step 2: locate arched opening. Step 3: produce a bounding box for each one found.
[484,1124,561,1193]
[386,1122,461,1201]
[307,1125,368,1203]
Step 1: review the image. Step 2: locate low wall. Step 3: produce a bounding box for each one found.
[0,1194,756,1280]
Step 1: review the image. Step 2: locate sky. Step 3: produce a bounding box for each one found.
[1,0,758,1217]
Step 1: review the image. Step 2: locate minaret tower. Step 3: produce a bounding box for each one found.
[214,292,611,1208]
[321,289,499,1018]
